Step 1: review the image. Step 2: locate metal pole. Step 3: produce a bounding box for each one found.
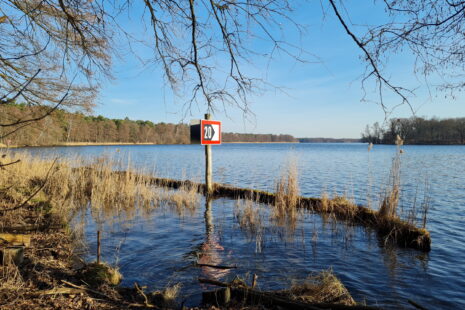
[205,113,213,196]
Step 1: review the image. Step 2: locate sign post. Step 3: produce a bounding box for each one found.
[190,114,222,196]
[204,113,213,195]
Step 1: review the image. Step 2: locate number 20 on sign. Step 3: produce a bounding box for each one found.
[201,120,221,145]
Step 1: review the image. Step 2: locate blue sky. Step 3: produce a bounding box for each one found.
[95,1,465,138]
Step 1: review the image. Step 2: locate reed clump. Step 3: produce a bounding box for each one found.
[80,157,162,220]
[370,136,431,249]
[378,136,402,219]
[150,283,182,308]
[79,262,123,287]
[0,153,167,226]
[320,192,358,219]
[235,199,262,235]
[281,269,356,306]
[273,159,300,228]
[166,182,200,215]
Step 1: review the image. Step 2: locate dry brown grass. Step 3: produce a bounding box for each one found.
[0,155,150,236]
[378,135,403,218]
[235,198,271,252]
[0,153,200,224]
[273,158,300,228]
[79,262,123,287]
[320,192,358,217]
[150,283,182,308]
[280,269,355,306]
[234,198,267,252]
[166,182,200,215]
[235,199,263,236]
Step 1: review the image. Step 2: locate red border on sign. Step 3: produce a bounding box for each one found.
[201,120,221,145]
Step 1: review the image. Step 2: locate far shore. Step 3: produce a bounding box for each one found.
[0,142,160,148]
[0,141,301,148]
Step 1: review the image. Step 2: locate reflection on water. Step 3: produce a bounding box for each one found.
[198,198,231,281]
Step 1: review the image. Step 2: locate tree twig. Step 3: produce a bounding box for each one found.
[0,158,57,214]
[0,159,20,169]
[134,282,155,308]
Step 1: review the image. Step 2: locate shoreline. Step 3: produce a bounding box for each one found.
[3,142,464,149]
[1,141,299,148]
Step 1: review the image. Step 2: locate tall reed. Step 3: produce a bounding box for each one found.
[273,157,300,228]
[378,135,402,218]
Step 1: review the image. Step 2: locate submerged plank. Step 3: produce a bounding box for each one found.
[148,175,431,251]
[105,170,432,251]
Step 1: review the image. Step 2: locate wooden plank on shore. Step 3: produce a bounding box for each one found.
[34,287,86,296]
[0,233,31,246]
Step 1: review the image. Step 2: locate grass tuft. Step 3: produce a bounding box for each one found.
[273,158,300,228]
[280,269,355,306]
[79,262,123,287]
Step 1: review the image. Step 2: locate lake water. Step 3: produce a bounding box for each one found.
[16,143,465,309]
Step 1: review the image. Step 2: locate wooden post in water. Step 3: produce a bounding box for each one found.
[205,113,213,196]
[97,230,101,264]
[252,274,258,288]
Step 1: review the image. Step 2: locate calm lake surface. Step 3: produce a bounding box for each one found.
[16,143,465,309]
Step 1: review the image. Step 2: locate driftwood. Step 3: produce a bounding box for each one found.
[194,262,237,269]
[198,277,229,287]
[177,262,237,272]
[34,287,86,296]
[61,280,108,298]
[199,278,383,310]
[134,282,155,308]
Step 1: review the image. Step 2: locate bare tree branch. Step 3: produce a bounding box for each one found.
[328,0,414,115]
[0,158,57,214]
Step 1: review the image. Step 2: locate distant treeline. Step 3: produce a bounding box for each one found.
[224,133,296,143]
[362,117,465,145]
[298,138,360,143]
[0,104,297,146]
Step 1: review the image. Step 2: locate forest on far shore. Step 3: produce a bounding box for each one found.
[362,117,465,145]
[0,104,297,146]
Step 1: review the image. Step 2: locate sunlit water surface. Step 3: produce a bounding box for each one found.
[15,143,465,309]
